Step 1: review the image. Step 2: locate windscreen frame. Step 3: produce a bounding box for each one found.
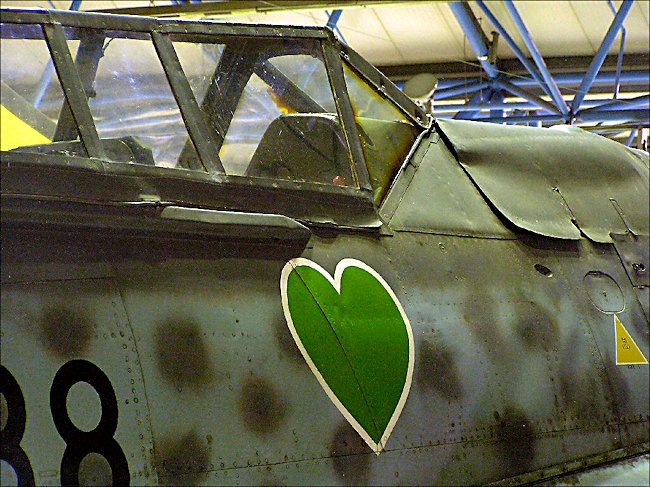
[1,8,413,225]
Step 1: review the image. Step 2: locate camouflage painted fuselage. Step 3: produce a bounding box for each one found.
[1,8,648,487]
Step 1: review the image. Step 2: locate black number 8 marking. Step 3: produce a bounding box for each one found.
[0,365,35,486]
[50,360,130,486]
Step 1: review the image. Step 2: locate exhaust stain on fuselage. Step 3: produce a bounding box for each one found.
[494,405,536,474]
[238,374,288,435]
[513,301,560,352]
[155,430,211,486]
[329,420,371,484]
[154,319,214,391]
[416,335,462,401]
[40,307,93,359]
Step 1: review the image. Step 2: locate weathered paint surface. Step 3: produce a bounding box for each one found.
[2,194,648,484]
[1,8,648,486]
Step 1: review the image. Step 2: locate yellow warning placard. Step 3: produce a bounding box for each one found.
[615,315,648,365]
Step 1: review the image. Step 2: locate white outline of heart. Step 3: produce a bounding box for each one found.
[280,257,414,454]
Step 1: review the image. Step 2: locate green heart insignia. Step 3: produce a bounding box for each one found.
[280,258,414,454]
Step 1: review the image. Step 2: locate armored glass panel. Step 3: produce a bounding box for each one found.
[342,62,419,204]
[0,23,72,152]
[62,28,202,170]
[172,37,352,187]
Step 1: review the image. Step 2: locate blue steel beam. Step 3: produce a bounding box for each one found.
[325,9,346,43]
[437,109,647,124]
[608,0,626,98]
[512,69,648,86]
[437,78,487,90]
[626,128,638,146]
[507,108,522,125]
[427,70,648,93]
[433,80,491,100]
[612,29,626,99]
[504,0,569,117]
[34,0,82,107]
[454,90,489,119]
[32,62,56,108]
[593,128,633,135]
[578,94,649,114]
[474,0,552,99]
[489,90,504,119]
[572,0,634,112]
[457,113,564,123]
[494,78,560,114]
[449,1,500,79]
[326,9,343,29]
[577,109,649,123]
[433,98,634,113]
[431,70,648,90]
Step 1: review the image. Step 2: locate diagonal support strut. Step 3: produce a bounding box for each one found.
[504,0,569,118]
[572,0,634,113]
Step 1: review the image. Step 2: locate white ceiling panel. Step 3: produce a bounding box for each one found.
[368,4,461,65]
[234,10,321,27]
[623,1,650,52]
[512,1,596,57]
[335,7,404,64]
[570,1,627,54]
[637,0,650,26]
[0,0,648,68]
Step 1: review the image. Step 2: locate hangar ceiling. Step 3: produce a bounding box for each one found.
[2,0,649,147]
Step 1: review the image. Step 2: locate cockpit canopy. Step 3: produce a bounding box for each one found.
[1,9,427,214]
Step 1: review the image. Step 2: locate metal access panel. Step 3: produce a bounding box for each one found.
[436,119,650,243]
[0,278,156,485]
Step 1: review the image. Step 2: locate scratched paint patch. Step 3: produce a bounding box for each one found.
[615,315,648,365]
[280,258,414,454]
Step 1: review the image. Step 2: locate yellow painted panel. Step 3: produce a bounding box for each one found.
[615,315,649,365]
[1,105,51,151]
